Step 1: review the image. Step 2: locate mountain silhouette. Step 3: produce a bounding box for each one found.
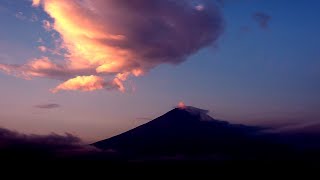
[93,106,294,161]
[1,106,318,174]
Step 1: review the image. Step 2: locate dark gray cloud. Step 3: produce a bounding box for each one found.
[34,103,61,109]
[253,12,271,29]
[0,127,80,148]
[0,127,100,160]
[94,0,224,68]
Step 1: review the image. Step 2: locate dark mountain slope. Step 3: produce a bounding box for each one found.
[93,107,294,160]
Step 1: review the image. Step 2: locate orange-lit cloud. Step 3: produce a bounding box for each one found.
[0,0,223,93]
[178,101,186,109]
[51,75,125,93]
[32,0,41,7]
[0,57,70,80]
[51,75,105,93]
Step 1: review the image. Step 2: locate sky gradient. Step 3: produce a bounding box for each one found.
[0,0,319,142]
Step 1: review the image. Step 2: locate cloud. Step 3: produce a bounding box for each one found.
[38,45,47,52]
[0,57,72,80]
[15,12,27,20]
[37,37,44,43]
[0,0,224,93]
[252,12,271,29]
[177,101,186,109]
[0,127,80,148]
[15,11,39,22]
[51,75,126,93]
[0,127,118,161]
[34,103,60,109]
[195,4,205,11]
[30,13,39,22]
[32,0,41,7]
[52,75,105,93]
[0,127,97,159]
[42,20,52,31]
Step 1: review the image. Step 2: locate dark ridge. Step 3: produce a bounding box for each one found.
[92,107,293,160]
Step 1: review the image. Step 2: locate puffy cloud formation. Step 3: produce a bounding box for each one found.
[52,75,105,93]
[0,0,223,93]
[0,57,71,80]
[32,0,41,7]
[51,75,122,93]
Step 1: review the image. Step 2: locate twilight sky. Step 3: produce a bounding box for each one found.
[0,0,319,142]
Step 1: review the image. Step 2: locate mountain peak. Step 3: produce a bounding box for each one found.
[170,106,213,122]
[92,106,263,157]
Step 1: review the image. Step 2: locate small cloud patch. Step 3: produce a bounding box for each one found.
[34,103,60,109]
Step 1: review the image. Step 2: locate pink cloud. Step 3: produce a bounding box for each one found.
[51,75,123,93]
[0,0,223,93]
[38,46,47,52]
[32,0,41,7]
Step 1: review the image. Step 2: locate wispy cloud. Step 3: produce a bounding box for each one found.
[34,103,60,109]
[15,11,27,20]
[0,0,224,93]
[30,13,38,22]
[38,45,47,52]
[253,12,271,29]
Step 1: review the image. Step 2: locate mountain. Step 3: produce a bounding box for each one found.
[1,106,318,173]
[92,106,294,161]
